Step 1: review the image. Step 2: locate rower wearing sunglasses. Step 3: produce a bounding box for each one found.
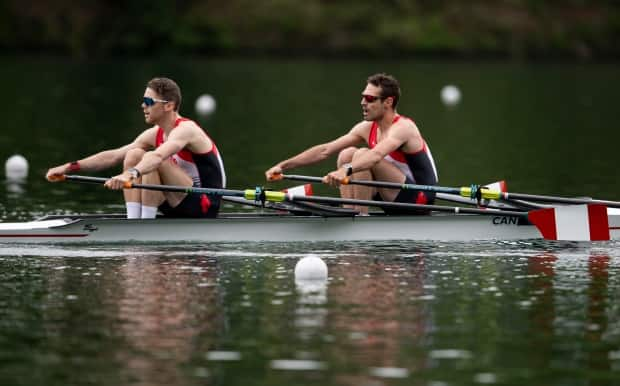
[46,77,226,219]
[265,73,438,215]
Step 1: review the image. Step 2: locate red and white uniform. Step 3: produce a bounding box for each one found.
[154,118,226,218]
[368,115,438,187]
[155,118,226,189]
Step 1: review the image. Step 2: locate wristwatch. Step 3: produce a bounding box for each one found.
[343,163,353,176]
[127,167,141,179]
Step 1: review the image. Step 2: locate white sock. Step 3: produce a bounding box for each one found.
[126,202,141,219]
[141,205,158,219]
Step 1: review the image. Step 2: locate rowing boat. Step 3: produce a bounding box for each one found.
[1,209,619,244]
[4,173,617,244]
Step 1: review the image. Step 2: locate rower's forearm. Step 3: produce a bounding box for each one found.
[280,144,330,171]
[350,151,382,173]
[75,150,125,172]
[132,152,164,175]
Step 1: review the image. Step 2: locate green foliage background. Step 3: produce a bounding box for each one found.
[2,0,619,59]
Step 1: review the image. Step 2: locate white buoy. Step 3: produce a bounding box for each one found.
[440,85,461,107]
[5,154,29,180]
[294,255,328,281]
[195,94,216,116]
[295,255,328,308]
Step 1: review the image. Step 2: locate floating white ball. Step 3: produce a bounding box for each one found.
[195,94,216,116]
[5,154,29,180]
[294,255,328,281]
[440,85,461,106]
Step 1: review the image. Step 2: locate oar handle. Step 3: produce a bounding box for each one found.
[48,174,67,182]
[267,172,285,182]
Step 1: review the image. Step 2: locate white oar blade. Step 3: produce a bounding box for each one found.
[528,204,610,241]
[282,184,313,197]
[484,180,507,193]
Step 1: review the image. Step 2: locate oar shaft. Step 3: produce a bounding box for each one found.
[62,174,276,201]
[502,192,620,208]
[283,174,464,196]
[288,195,527,218]
[63,174,525,218]
[282,174,620,209]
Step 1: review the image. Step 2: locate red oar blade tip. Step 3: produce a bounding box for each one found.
[528,204,610,241]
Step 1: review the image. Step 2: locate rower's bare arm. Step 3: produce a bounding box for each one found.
[130,125,196,176]
[45,129,155,181]
[347,122,410,172]
[266,124,366,179]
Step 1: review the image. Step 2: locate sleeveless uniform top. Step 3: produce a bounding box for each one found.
[368,115,438,186]
[155,117,226,189]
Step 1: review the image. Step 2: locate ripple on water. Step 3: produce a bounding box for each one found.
[270,359,326,371]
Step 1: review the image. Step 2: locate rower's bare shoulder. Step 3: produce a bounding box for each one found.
[175,119,202,132]
[393,117,420,137]
[350,120,373,136]
[175,119,213,151]
[134,126,159,147]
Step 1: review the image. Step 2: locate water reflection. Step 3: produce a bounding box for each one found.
[326,252,427,384]
[294,255,328,333]
[4,179,27,196]
[36,254,222,386]
[527,252,614,385]
[586,255,611,385]
[0,243,619,386]
[113,256,221,385]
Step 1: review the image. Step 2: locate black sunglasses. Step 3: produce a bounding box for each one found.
[143,97,170,106]
[362,94,383,103]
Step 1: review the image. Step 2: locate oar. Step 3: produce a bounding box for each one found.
[55,174,611,241]
[277,174,620,209]
[58,174,518,214]
[55,174,279,201]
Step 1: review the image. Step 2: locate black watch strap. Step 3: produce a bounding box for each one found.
[343,163,353,176]
[127,167,141,179]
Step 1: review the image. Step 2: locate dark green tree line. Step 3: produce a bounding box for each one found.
[1,0,618,59]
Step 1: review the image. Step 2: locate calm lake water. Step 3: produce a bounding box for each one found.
[1,56,620,385]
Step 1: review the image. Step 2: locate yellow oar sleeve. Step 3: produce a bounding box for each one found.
[459,187,502,200]
[243,190,287,202]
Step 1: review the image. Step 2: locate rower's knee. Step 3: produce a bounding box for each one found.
[351,147,369,161]
[337,147,359,167]
[124,148,146,168]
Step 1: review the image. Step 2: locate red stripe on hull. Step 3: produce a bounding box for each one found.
[587,204,610,241]
[0,234,89,238]
[528,208,558,240]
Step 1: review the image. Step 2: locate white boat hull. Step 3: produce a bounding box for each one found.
[1,210,619,244]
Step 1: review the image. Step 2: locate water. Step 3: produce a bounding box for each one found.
[1,241,619,385]
[1,57,620,385]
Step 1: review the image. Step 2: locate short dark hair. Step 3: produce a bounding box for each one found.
[367,73,400,108]
[146,77,182,111]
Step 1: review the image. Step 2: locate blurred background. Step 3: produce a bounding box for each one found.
[2,0,619,60]
[2,0,620,218]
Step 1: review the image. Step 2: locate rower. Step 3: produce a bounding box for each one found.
[265,73,439,215]
[46,77,226,219]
